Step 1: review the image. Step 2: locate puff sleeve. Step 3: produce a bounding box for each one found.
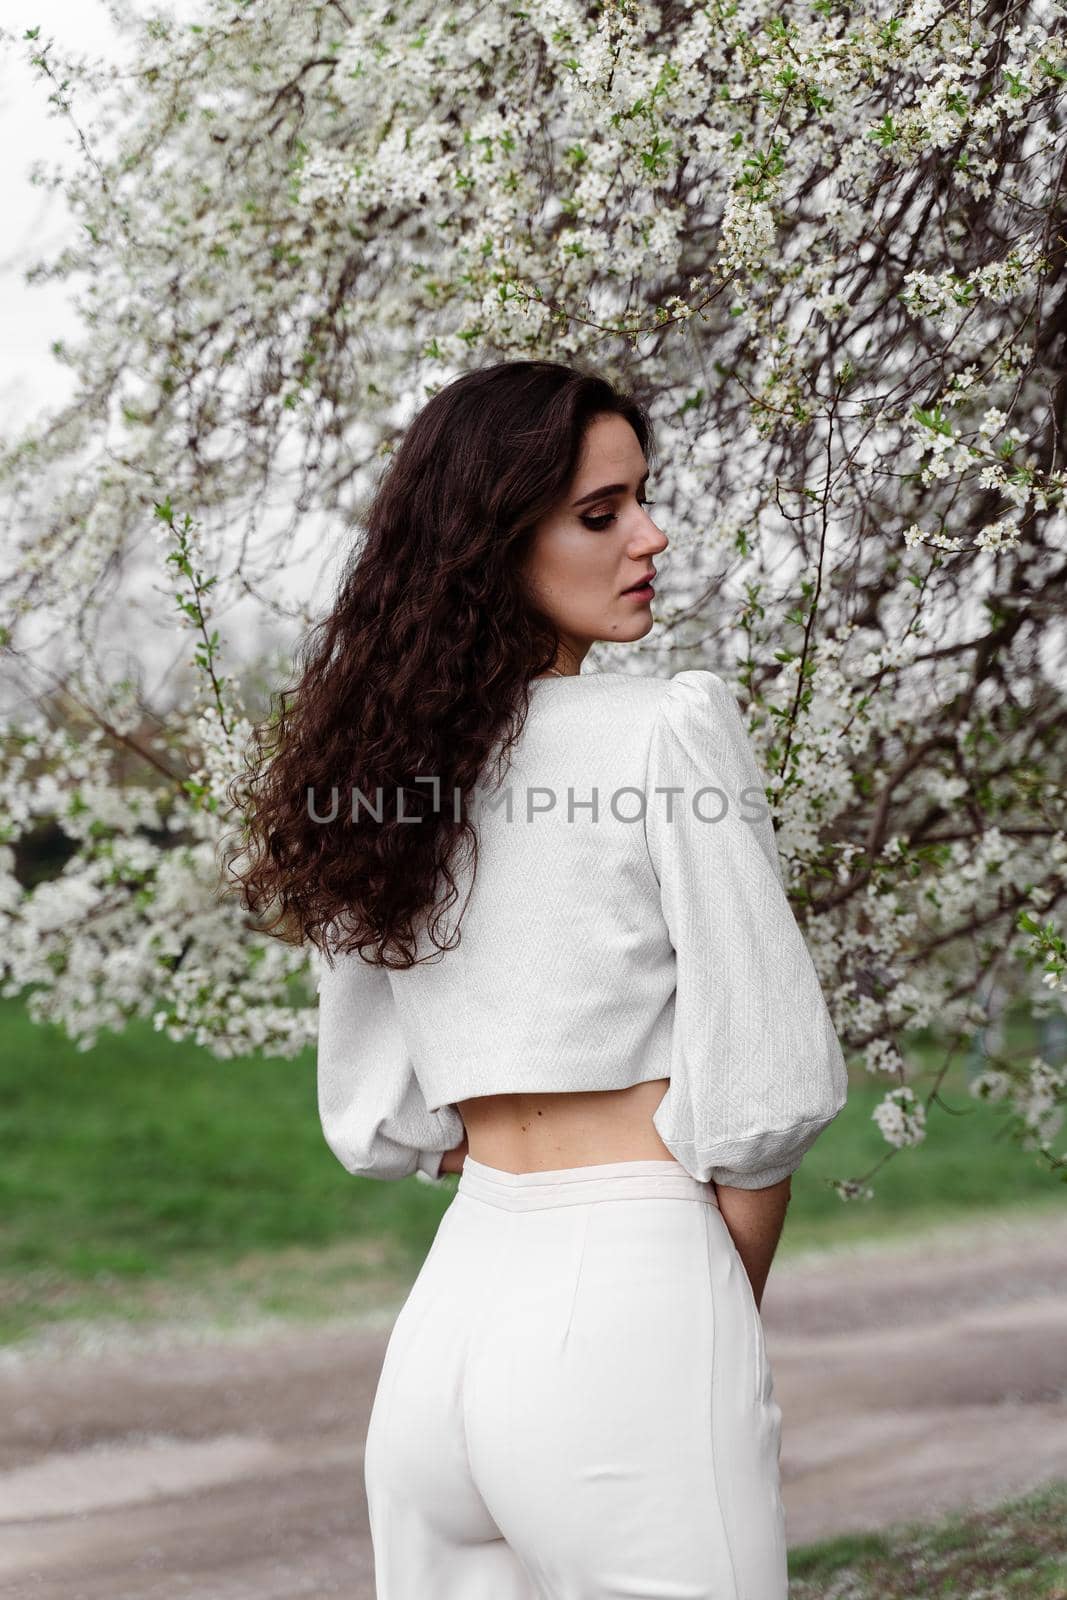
[315,940,466,1184]
[644,669,848,1188]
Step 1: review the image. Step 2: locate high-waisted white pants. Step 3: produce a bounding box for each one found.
[363,1155,788,1599]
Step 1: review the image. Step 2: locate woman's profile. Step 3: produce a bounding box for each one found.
[232,358,849,1598]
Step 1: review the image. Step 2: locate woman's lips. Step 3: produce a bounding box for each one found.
[621,582,655,600]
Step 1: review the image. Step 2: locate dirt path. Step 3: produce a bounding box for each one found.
[1,1208,1065,1598]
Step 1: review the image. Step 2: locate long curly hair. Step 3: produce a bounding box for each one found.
[224,358,656,970]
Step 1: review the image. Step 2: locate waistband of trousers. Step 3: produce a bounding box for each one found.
[456,1154,719,1212]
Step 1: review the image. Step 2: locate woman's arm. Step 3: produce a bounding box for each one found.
[643,670,849,1203]
[438,1128,469,1175]
[316,941,465,1181]
[714,1175,791,1311]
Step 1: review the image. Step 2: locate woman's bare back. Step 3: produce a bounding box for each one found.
[455,1077,674,1174]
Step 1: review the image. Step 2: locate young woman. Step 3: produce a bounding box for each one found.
[232,359,848,1599]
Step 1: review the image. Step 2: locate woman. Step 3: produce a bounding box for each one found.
[231,359,848,1599]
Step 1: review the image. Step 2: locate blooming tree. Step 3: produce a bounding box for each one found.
[1,0,1066,1193]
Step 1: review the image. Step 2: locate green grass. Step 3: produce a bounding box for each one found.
[777,1008,1065,1255]
[788,1477,1067,1597]
[0,993,1062,1345]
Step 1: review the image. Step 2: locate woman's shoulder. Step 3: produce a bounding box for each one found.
[562,668,733,725]
[526,669,736,739]
[531,667,727,703]
[500,668,744,788]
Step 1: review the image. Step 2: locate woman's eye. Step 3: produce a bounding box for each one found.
[580,498,655,532]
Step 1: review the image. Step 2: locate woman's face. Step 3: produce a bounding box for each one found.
[521,412,669,670]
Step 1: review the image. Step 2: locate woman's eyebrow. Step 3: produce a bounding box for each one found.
[571,468,650,509]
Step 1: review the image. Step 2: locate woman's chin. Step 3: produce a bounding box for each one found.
[604,605,656,640]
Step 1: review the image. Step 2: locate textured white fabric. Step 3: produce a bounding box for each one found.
[315,669,848,1188]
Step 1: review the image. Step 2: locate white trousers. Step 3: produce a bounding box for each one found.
[363,1155,788,1599]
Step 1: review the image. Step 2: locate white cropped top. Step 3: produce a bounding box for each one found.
[315,669,848,1189]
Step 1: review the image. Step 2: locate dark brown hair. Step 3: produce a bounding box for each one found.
[224,358,655,969]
